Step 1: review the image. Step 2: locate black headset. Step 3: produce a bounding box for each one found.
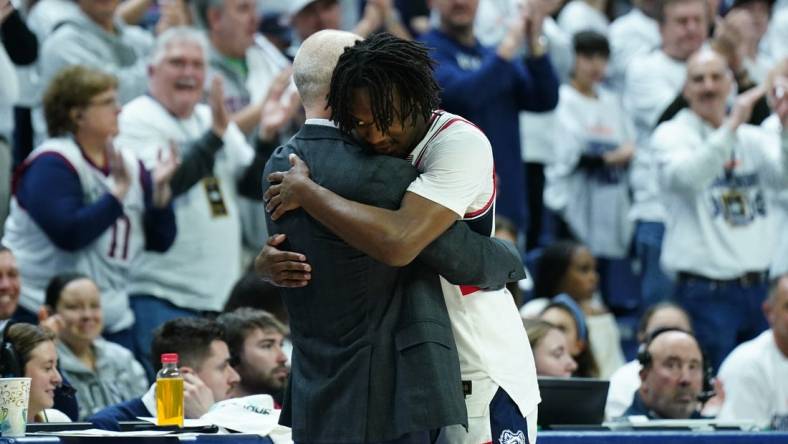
[0,320,23,378]
[637,326,716,404]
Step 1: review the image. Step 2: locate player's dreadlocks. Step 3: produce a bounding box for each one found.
[327,32,441,136]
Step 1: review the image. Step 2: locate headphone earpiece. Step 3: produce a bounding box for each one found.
[636,341,652,368]
[0,321,23,378]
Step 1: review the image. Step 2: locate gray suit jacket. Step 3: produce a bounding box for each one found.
[263,124,525,443]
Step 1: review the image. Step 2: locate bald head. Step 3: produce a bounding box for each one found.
[683,48,733,126]
[639,330,704,419]
[293,29,361,113]
[685,48,728,74]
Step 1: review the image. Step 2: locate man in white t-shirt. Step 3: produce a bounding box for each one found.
[717,274,788,425]
[263,33,539,444]
[656,48,788,369]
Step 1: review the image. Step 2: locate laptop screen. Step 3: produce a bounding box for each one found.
[537,377,609,428]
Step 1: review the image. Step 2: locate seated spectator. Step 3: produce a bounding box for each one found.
[539,294,599,378]
[216,308,289,404]
[41,273,148,420]
[606,302,693,419]
[544,31,635,260]
[2,65,177,350]
[530,240,626,378]
[0,246,20,331]
[88,317,240,430]
[0,247,80,421]
[622,328,707,419]
[524,318,578,377]
[3,323,70,422]
[717,274,788,424]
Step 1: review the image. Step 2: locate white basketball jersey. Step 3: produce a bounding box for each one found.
[4,137,146,332]
[406,111,540,419]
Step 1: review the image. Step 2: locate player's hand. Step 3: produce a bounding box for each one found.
[264,153,311,220]
[181,371,215,419]
[254,234,312,287]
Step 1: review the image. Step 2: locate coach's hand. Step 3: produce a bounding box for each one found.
[254,234,312,287]
[265,153,312,220]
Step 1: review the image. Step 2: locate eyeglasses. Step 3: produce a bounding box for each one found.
[86,96,119,108]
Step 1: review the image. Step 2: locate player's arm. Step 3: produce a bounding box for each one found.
[264,163,526,289]
[256,221,526,289]
[267,154,457,267]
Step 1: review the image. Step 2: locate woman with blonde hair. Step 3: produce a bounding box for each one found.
[524,318,578,377]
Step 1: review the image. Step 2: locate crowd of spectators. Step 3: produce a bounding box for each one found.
[0,0,786,433]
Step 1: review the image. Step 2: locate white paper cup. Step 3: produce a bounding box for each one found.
[0,377,31,437]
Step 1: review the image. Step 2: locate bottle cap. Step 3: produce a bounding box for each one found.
[161,353,179,364]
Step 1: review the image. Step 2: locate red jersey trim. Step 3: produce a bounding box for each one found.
[414,114,483,170]
[464,168,496,219]
[460,285,481,296]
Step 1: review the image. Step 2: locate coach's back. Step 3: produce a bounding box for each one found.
[263,123,466,442]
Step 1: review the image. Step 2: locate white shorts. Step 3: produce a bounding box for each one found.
[435,378,538,444]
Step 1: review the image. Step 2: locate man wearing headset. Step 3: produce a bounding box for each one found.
[622,328,709,419]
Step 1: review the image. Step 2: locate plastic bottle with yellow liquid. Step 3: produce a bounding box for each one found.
[156,353,184,427]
